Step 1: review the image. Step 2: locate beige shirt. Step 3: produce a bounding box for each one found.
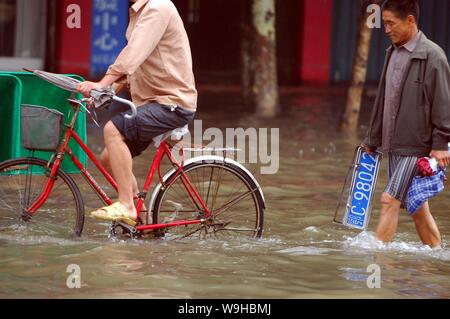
[106,0,197,111]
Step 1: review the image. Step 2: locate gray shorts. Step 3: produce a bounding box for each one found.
[110,102,195,157]
[384,153,419,207]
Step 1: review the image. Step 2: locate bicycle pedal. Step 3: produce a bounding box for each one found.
[117,222,137,234]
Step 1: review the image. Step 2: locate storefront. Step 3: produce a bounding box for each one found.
[0,0,129,78]
[0,0,305,83]
[1,0,448,84]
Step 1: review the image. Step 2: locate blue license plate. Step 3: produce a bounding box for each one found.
[343,147,382,230]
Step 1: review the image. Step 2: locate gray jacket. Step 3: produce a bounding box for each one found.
[364,33,450,156]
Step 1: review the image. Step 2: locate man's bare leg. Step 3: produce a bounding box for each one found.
[102,122,137,219]
[375,192,401,243]
[411,201,441,248]
[100,144,148,224]
[100,148,139,196]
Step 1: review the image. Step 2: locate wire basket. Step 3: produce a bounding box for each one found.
[21,104,64,151]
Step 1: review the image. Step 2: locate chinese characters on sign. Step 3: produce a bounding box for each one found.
[91,0,128,76]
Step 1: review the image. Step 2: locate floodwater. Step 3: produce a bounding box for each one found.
[0,87,449,299]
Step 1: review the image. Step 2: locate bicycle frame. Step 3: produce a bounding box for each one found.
[25,101,211,232]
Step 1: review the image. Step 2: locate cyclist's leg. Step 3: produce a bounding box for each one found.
[101,103,195,224]
[101,121,137,219]
[101,148,140,196]
[101,148,148,224]
[107,103,195,192]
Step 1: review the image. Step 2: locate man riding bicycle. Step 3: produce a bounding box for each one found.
[77,0,197,226]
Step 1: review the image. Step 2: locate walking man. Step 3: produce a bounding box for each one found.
[363,0,450,248]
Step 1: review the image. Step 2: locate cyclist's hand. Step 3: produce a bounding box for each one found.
[77,81,103,97]
[85,98,95,109]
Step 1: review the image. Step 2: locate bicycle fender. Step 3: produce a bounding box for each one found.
[147,155,265,213]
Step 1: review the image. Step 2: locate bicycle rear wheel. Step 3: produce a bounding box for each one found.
[0,157,85,237]
[151,159,264,240]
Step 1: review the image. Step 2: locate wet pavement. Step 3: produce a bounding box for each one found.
[0,87,449,298]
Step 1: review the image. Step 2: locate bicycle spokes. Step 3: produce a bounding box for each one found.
[152,161,264,240]
[0,158,84,237]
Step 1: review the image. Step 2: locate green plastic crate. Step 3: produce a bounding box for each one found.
[0,72,87,173]
[0,74,22,163]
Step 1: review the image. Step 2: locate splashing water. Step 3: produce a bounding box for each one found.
[343,231,450,261]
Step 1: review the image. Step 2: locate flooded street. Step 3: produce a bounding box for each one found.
[0,88,449,298]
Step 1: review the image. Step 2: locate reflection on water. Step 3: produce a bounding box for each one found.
[0,89,449,298]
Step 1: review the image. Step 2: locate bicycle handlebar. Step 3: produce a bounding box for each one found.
[29,70,138,120]
[111,95,137,119]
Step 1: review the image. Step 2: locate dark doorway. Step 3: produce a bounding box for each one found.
[0,0,16,56]
[173,0,302,86]
[173,0,242,84]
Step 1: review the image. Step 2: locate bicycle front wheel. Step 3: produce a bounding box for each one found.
[0,157,85,237]
[151,159,264,240]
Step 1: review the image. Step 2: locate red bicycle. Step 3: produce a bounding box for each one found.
[0,72,265,240]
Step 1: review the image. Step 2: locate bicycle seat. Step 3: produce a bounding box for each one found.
[153,125,189,147]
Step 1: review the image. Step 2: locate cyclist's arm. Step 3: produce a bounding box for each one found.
[98,74,122,87]
[112,82,126,94]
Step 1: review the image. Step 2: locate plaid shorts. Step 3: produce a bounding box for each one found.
[407,169,446,214]
[384,153,419,207]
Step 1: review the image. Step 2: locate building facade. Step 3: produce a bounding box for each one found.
[0,0,449,84]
